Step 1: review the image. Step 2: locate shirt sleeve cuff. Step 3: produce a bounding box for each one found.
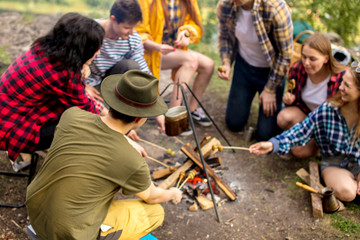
[269,137,279,154]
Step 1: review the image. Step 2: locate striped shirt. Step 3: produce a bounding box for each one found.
[271,102,360,165]
[217,0,293,92]
[85,30,151,86]
[287,61,345,114]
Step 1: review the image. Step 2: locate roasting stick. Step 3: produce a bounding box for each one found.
[212,144,249,152]
[140,138,175,156]
[173,136,185,145]
[178,169,197,190]
[176,171,186,188]
[146,156,175,172]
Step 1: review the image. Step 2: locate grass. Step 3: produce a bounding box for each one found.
[331,212,360,238]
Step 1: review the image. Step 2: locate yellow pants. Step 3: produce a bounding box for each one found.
[99,199,164,240]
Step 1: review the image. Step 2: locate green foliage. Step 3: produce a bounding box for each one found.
[287,0,360,46]
[331,212,360,236]
[85,0,113,10]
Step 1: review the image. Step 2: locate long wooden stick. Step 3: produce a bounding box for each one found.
[140,138,167,151]
[222,146,249,151]
[173,136,185,145]
[146,156,169,168]
[212,144,249,151]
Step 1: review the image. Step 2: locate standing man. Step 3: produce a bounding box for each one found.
[26,70,183,240]
[217,0,293,140]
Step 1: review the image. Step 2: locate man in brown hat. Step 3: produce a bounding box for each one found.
[26,70,183,240]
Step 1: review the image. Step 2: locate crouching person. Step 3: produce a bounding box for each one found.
[249,66,360,203]
[26,70,182,240]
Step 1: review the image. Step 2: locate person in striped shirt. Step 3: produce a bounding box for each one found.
[85,0,165,134]
[249,65,360,202]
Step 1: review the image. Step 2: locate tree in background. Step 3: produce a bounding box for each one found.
[287,0,360,46]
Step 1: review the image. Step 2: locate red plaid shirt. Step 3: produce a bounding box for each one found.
[0,47,99,160]
[287,61,345,114]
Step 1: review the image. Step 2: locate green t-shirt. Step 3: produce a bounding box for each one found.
[26,107,151,240]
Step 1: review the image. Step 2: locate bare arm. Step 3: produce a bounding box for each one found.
[137,182,183,204]
[143,39,175,55]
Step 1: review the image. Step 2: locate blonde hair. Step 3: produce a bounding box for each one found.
[302,33,346,75]
[328,68,360,141]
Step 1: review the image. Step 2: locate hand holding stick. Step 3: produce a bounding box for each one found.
[288,79,296,94]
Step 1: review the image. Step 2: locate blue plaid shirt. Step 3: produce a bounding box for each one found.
[271,102,360,165]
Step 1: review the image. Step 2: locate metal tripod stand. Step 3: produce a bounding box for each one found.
[160,80,234,223]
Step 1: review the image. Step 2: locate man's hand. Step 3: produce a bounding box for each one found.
[85,84,104,102]
[217,64,231,81]
[249,142,274,155]
[282,92,296,105]
[155,115,165,133]
[259,90,277,117]
[127,130,140,141]
[169,187,183,205]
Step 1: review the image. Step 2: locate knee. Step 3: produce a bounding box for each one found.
[277,110,293,130]
[225,116,245,132]
[152,203,165,226]
[182,53,199,71]
[335,186,357,202]
[202,57,214,75]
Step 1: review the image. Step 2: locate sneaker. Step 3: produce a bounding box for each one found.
[180,128,193,137]
[12,159,31,172]
[191,108,212,127]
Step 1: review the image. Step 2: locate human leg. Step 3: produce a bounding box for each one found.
[100,199,164,240]
[161,49,199,108]
[321,167,357,202]
[256,78,284,141]
[277,106,307,130]
[186,50,214,112]
[225,54,257,132]
[290,139,319,158]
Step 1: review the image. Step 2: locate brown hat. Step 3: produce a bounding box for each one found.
[101,70,168,117]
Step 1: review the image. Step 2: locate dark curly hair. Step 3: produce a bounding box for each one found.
[32,12,105,76]
[110,0,142,24]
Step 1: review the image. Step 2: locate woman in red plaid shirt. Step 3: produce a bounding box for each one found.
[0,12,105,161]
[277,33,347,158]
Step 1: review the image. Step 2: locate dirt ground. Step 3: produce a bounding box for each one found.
[0,11,359,240]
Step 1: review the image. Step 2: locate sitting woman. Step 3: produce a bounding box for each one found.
[250,65,360,202]
[136,0,214,127]
[277,33,347,158]
[0,13,105,162]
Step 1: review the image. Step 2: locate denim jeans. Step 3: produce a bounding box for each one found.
[225,53,284,141]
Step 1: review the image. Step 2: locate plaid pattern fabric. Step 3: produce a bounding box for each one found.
[273,102,360,163]
[217,0,293,91]
[162,0,181,45]
[288,61,345,114]
[0,46,99,160]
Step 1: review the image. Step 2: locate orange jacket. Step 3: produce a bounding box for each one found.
[136,0,202,78]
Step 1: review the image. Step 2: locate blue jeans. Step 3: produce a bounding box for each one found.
[225,53,284,141]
